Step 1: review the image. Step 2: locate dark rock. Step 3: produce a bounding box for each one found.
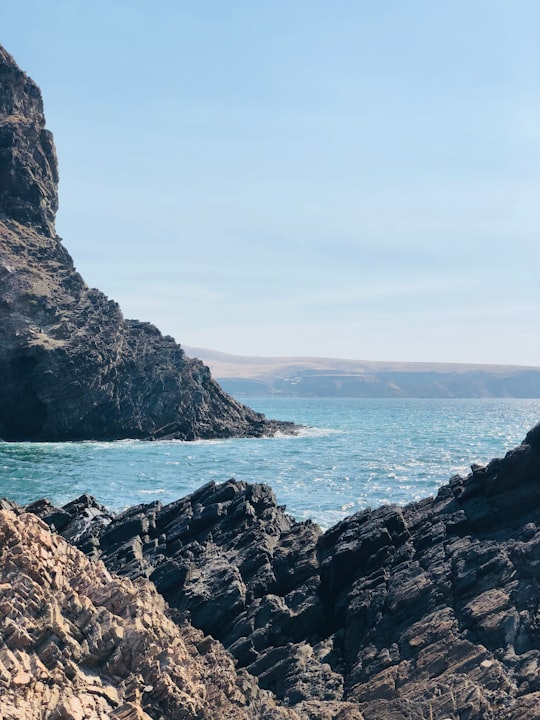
[26,479,324,702]
[0,44,296,442]
[24,422,540,718]
[29,492,113,559]
[0,46,58,235]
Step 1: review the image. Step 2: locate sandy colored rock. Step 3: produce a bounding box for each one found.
[0,509,299,719]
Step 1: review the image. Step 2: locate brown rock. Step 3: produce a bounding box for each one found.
[0,509,300,719]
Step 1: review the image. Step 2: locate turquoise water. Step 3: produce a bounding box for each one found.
[1,398,539,529]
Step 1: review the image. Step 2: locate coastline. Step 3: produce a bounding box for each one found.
[2,422,540,718]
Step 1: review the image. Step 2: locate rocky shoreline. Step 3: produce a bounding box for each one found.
[1,423,539,718]
[0,508,301,720]
[2,39,540,720]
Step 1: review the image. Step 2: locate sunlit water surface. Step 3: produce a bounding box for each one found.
[1,398,539,529]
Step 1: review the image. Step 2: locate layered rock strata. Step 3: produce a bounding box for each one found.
[0,45,293,441]
[0,508,301,719]
[28,423,540,719]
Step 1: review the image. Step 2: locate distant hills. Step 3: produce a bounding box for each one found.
[185,347,540,398]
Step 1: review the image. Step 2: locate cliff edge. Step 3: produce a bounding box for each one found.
[0,45,292,441]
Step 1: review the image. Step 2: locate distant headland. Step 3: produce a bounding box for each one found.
[186,346,540,398]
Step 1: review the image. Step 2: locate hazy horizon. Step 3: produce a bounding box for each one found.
[3,2,539,366]
[184,344,540,370]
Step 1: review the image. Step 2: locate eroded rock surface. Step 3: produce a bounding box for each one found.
[0,44,294,441]
[0,508,303,720]
[28,424,540,719]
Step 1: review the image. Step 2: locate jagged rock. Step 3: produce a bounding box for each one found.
[0,509,301,720]
[27,422,540,719]
[312,423,540,718]
[0,47,58,235]
[0,44,295,441]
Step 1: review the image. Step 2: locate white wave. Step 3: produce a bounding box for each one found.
[275,425,341,439]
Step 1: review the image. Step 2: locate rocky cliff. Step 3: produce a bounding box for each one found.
[25,423,540,719]
[0,45,293,441]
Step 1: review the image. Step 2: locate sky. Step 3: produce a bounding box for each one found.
[2,1,539,365]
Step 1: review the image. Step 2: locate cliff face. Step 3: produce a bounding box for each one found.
[0,45,292,441]
[0,46,58,236]
[28,423,540,719]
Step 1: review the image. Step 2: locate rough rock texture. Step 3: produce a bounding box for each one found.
[0,47,57,235]
[0,44,294,441]
[0,508,302,720]
[29,423,540,719]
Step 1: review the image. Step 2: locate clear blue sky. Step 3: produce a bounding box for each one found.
[3,1,539,365]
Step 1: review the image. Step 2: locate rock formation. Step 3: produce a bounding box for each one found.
[0,45,294,441]
[4,40,540,720]
[0,508,302,719]
[27,423,540,719]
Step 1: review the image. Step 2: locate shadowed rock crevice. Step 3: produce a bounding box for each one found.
[0,353,47,439]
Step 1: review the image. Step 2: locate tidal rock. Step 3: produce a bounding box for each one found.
[0,44,294,441]
[27,422,540,719]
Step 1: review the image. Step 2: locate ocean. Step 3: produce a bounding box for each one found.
[1,397,539,529]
